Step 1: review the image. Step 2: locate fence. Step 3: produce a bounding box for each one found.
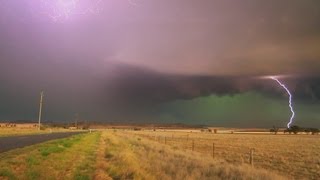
[132,132,319,180]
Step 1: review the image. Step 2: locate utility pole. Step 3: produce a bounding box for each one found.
[75,113,79,129]
[38,91,44,130]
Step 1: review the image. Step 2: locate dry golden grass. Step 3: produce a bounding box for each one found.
[102,130,286,180]
[0,127,76,137]
[0,129,314,179]
[94,131,112,180]
[131,130,320,179]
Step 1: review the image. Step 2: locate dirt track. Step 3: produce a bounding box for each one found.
[0,132,84,153]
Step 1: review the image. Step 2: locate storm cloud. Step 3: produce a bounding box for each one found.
[0,0,320,126]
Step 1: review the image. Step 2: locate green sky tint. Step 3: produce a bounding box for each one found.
[156,92,320,128]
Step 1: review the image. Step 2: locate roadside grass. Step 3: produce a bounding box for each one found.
[0,132,100,180]
[103,132,151,179]
[0,128,78,137]
[102,131,285,180]
[38,136,82,157]
[0,169,16,180]
[93,132,112,179]
[73,134,100,180]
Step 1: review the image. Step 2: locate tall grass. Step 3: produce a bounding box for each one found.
[132,130,320,179]
[0,127,75,137]
[102,131,286,180]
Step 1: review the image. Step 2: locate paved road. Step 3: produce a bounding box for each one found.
[0,132,84,153]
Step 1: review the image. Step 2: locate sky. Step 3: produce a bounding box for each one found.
[0,0,320,127]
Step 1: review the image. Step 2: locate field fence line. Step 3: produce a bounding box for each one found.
[129,132,320,179]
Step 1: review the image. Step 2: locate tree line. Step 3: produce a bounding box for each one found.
[270,125,320,135]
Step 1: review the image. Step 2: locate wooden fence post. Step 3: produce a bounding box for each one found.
[250,148,254,166]
[192,140,194,151]
[212,143,215,158]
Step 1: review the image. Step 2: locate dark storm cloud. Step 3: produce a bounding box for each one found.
[0,55,319,122]
[114,0,320,76]
[103,64,320,107]
[0,0,320,123]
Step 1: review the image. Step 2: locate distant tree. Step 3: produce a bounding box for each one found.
[284,129,290,134]
[304,128,311,135]
[310,128,320,135]
[133,127,141,131]
[288,125,303,134]
[270,126,279,135]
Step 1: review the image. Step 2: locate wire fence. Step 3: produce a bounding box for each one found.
[133,132,320,180]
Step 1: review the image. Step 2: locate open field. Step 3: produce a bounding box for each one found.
[0,127,81,137]
[0,129,317,179]
[0,130,288,180]
[101,131,284,180]
[131,130,320,179]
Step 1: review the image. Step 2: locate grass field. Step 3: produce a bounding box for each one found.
[131,130,320,179]
[0,128,78,137]
[0,130,288,180]
[101,131,285,180]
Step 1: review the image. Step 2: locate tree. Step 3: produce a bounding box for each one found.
[310,128,320,135]
[270,126,279,135]
[304,128,311,135]
[289,125,302,134]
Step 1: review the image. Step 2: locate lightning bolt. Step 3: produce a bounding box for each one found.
[270,77,295,128]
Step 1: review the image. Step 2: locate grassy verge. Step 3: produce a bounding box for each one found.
[0,128,81,137]
[0,132,100,180]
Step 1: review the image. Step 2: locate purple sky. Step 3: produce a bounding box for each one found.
[0,0,320,126]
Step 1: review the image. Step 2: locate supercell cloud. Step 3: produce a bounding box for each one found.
[0,0,320,127]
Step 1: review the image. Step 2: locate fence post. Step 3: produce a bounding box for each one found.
[212,143,215,158]
[192,140,194,151]
[250,148,254,166]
